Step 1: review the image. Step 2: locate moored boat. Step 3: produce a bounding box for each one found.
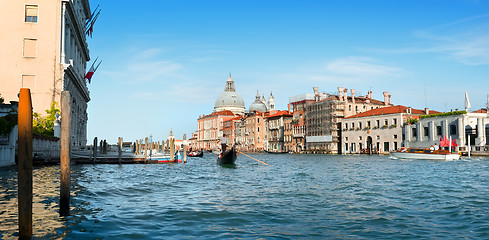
[391,148,460,161]
[149,152,182,163]
[188,151,204,157]
[217,147,237,165]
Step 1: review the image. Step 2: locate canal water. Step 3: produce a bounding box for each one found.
[1,154,489,239]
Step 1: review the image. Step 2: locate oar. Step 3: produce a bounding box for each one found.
[237,151,269,166]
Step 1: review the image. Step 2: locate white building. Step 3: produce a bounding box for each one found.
[343,105,431,154]
[404,109,489,153]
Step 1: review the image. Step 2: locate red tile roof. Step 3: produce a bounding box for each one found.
[345,105,440,119]
[265,110,293,119]
[199,110,237,119]
[472,108,488,113]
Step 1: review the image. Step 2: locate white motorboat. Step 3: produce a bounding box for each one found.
[391,148,460,161]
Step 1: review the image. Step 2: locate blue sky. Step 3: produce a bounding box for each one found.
[86,0,489,143]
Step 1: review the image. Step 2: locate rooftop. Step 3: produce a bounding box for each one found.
[345,105,440,119]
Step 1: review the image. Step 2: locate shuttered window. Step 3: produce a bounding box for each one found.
[25,5,38,23]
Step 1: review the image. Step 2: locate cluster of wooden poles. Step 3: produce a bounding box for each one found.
[17,89,72,239]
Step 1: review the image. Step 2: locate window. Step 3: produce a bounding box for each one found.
[384,119,388,125]
[22,75,36,89]
[412,128,417,137]
[424,127,429,137]
[384,142,389,152]
[359,136,362,140]
[450,125,457,135]
[377,135,380,140]
[345,123,348,129]
[367,121,371,127]
[394,135,398,139]
[359,122,362,129]
[352,123,355,129]
[25,5,38,23]
[376,120,380,127]
[437,126,442,136]
[258,118,260,123]
[393,118,397,125]
[23,38,37,57]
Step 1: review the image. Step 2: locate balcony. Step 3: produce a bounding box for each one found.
[269,125,280,130]
[293,133,305,138]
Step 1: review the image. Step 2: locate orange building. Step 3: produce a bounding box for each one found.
[0,0,92,146]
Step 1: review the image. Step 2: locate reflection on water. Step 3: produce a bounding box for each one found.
[0,166,69,239]
[1,155,489,239]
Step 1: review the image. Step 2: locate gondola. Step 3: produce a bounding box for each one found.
[188,151,204,157]
[217,147,237,165]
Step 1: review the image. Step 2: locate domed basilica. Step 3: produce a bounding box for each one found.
[214,74,246,115]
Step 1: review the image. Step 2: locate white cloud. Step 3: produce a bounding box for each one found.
[324,57,402,77]
[363,14,489,66]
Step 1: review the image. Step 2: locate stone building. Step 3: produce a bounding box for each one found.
[0,0,93,147]
[404,110,489,153]
[214,74,246,115]
[266,110,293,152]
[342,105,431,154]
[197,74,245,150]
[289,93,315,152]
[304,87,393,154]
[283,117,294,153]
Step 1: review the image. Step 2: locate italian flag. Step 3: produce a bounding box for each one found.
[84,59,102,84]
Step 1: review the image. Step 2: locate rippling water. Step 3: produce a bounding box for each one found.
[1,154,489,239]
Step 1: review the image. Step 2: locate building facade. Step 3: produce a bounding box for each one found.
[304,87,393,154]
[289,93,315,153]
[343,105,431,154]
[197,75,245,150]
[0,0,92,147]
[266,110,293,152]
[403,110,489,153]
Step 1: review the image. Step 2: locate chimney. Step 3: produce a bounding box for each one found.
[344,88,348,102]
[313,87,319,102]
[288,103,290,113]
[388,94,392,104]
[370,90,373,99]
[338,87,344,101]
[383,92,388,106]
[425,108,429,114]
[351,89,355,103]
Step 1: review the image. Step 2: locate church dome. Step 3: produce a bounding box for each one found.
[249,90,268,113]
[214,74,245,115]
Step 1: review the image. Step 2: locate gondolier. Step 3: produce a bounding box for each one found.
[218,134,228,154]
[217,134,237,165]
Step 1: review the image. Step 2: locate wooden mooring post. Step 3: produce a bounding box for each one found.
[144,137,148,163]
[18,88,33,239]
[170,138,175,161]
[183,134,187,163]
[60,91,71,216]
[118,137,123,164]
[93,137,98,163]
